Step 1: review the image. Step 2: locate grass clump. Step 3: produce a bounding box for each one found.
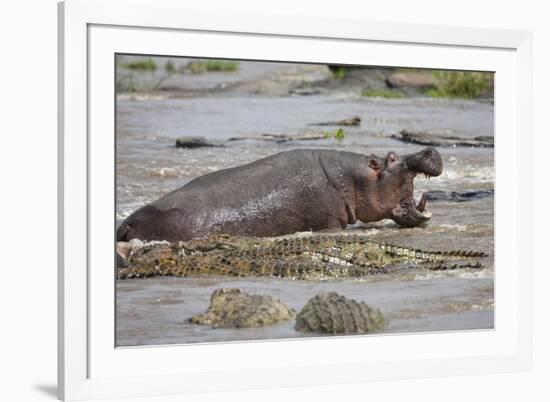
[323,128,347,141]
[328,65,369,80]
[332,67,347,80]
[362,89,404,98]
[116,73,138,93]
[122,58,157,71]
[328,66,353,80]
[426,71,492,99]
[187,60,240,74]
[164,60,176,73]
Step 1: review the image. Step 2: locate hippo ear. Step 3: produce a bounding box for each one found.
[368,158,383,172]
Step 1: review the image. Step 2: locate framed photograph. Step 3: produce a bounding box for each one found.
[58,0,533,400]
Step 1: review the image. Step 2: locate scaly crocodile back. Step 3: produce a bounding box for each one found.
[118,234,488,280]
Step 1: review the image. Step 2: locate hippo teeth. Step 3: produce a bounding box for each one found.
[418,210,432,219]
[416,193,427,212]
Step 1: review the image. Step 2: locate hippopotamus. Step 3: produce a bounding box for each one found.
[117,147,442,242]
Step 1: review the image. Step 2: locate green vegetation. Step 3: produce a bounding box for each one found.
[334,128,346,140]
[116,73,138,93]
[164,60,176,73]
[121,58,157,71]
[362,89,404,98]
[116,58,178,93]
[331,66,349,80]
[323,128,347,141]
[395,67,423,72]
[187,60,240,74]
[426,71,492,99]
[328,65,365,80]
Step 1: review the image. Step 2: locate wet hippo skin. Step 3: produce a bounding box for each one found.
[117,148,442,242]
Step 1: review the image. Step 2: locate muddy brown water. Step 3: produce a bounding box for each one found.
[116,61,494,347]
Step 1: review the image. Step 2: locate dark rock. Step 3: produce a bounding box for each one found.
[188,288,295,328]
[294,292,386,334]
[392,130,494,148]
[386,72,437,89]
[310,116,361,127]
[228,132,326,143]
[425,189,494,203]
[290,87,323,96]
[175,136,217,148]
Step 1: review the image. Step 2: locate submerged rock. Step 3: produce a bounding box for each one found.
[188,288,295,328]
[392,130,494,148]
[175,136,217,148]
[228,132,326,143]
[310,116,361,127]
[294,292,386,334]
[425,189,494,203]
[290,87,324,96]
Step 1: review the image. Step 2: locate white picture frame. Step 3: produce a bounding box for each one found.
[58,0,533,400]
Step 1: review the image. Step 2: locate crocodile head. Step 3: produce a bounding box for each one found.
[376,147,443,227]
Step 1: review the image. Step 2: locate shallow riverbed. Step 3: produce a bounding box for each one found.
[117,274,493,346]
[116,60,494,346]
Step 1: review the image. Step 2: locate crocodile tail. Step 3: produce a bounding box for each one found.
[415,249,487,261]
[377,243,437,261]
[426,261,484,270]
[439,250,488,259]
[378,243,487,261]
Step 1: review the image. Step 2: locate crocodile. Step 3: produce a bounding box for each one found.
[295,292,386,334]
[188,288,295,328]
[117,234,487,280]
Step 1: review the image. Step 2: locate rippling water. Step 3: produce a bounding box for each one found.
[116,62,494,346]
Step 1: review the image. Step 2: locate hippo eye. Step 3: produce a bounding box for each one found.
[424,149,433,158]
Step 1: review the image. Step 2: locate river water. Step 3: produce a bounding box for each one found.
[115,59,494,347]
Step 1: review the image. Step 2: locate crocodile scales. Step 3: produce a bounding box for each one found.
[117,234,487,280]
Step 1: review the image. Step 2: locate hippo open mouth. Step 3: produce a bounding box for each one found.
[391,171,433,227]
[387,147,443,227]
